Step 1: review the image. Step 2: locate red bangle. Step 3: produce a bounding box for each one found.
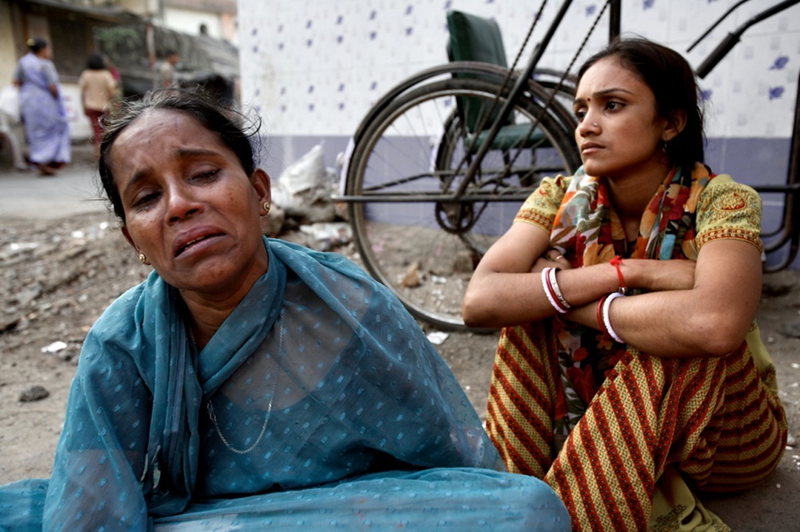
[610,255,628,294]
[596,294,609,331]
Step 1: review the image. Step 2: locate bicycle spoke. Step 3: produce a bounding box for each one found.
[347,77,580,330]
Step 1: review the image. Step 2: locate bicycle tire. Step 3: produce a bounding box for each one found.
[346,76,581,331]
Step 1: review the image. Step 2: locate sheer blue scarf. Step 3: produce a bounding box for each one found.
[42,238,503,530]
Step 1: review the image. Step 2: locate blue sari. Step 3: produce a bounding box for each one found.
[13,52,70,166]
[0,239,569,531]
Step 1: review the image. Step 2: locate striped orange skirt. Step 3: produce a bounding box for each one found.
[487,321,787,531]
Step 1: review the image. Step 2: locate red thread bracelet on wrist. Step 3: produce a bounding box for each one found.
[610,255,628,294]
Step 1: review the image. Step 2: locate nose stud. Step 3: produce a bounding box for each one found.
[593,122,598,127]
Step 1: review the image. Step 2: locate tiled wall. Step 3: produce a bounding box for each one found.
[238,0,800,266]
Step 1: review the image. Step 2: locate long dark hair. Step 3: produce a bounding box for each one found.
[98,88,261,222]
[577,37,705,169]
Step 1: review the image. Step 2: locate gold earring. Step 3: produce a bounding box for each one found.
[138,253,148,264]
[263,201,271,215]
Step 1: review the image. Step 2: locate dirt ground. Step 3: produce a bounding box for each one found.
[1,208,800,529]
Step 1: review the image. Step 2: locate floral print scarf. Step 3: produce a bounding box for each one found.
[547,163,714,443]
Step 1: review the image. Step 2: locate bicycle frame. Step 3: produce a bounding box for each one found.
[455,0,577,195]
[340,0,798,266]
[446,0,800,270]
[338,0,606,210]
[336,61,578,205]
[692,0,800,271]
[338,0,800,330]
[757,67,800,271]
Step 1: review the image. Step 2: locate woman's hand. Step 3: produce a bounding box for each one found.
[531,249,572,273]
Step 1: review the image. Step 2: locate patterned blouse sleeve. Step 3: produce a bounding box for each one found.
[513,175,570,233]
[695,174,764,253]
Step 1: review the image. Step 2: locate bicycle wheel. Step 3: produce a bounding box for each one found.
[346,77,581,330]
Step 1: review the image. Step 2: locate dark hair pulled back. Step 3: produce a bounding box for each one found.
[26,37,47,54]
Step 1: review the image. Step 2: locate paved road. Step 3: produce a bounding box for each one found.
[0,157,108,219]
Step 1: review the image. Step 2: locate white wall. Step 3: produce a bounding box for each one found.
[237,0,800,140]
[164,7,224,40]
[0,0,16,87]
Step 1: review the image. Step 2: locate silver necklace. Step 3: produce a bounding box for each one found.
[202,308,284,455]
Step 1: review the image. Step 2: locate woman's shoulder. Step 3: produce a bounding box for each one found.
[74,282,145,370]
[541,174,573,191]
[85,69,113,78]
[707,171,754,188]
[694,170,763,250]
[701,172,762,211]
[268,238,375,282]
[79,69,100,79]
[77,274,169,378]
[525,174,574,203]
[513,174,573,229]
[85,273,164,344]
[88,282,146,334]
[267,237,419,326]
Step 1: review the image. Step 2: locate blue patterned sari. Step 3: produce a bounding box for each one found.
[1,239,569,531]
[13,52,70,166]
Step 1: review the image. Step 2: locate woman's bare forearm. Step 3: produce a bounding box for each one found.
[567,241,761,357]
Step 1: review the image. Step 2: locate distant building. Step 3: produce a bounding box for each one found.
[163,0,239,46]
[1,0,146,140]
[0,0,239,141]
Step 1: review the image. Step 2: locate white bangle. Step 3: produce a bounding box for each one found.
[602,292,625,343]
[541,267,568,313]
[548,267,571,310]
